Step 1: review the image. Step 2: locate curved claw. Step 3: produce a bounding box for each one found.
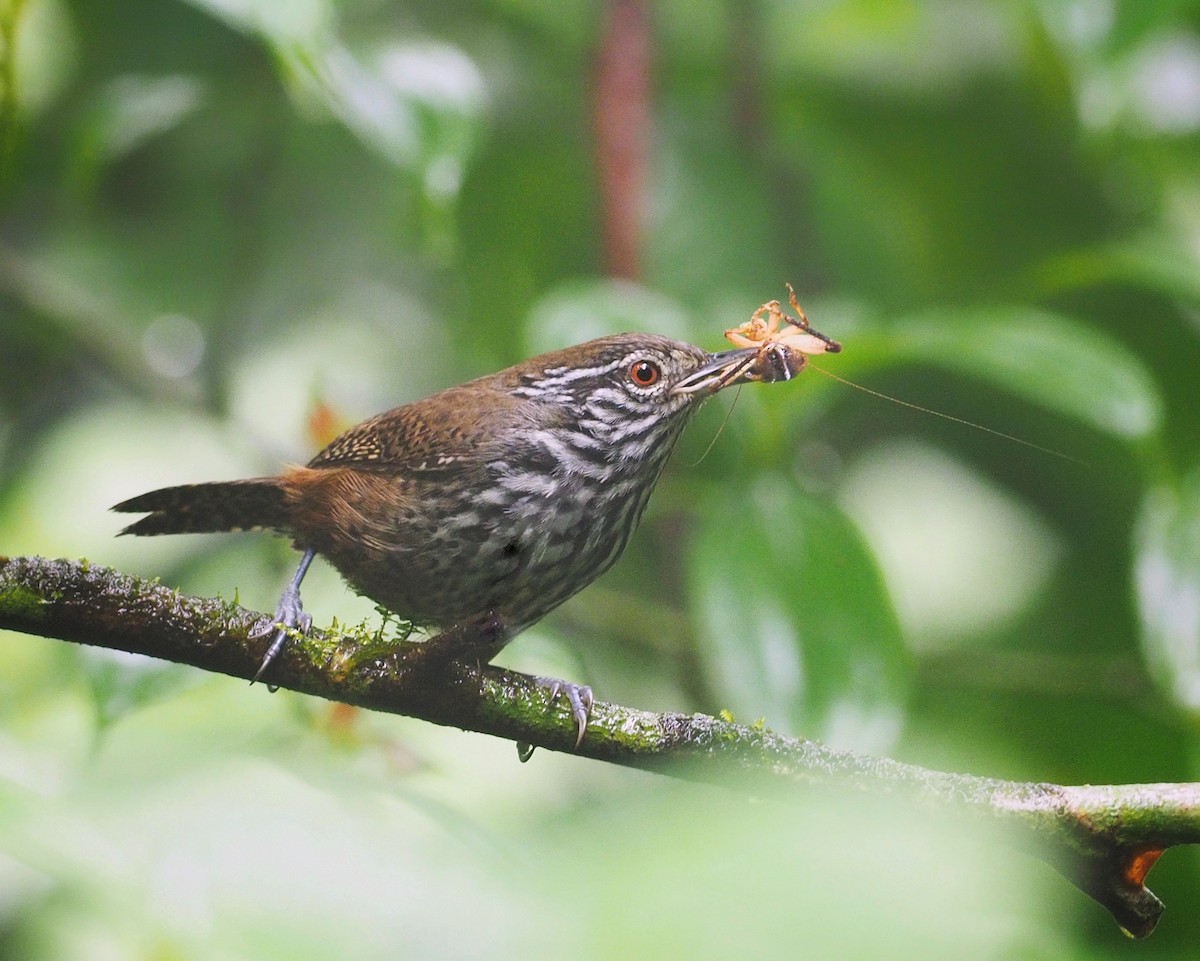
[251,589,312,685]
[543,677,595,748]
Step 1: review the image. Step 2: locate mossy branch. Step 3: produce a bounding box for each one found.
[2,554,1198,938]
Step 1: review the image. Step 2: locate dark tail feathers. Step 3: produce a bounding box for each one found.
[113,478,289,536]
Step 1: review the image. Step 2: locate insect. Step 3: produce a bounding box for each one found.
[721,283,841,385]
[726,285,1083,464]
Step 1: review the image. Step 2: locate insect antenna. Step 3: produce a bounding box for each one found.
[808,363,1089,467]
[690,386,744,467]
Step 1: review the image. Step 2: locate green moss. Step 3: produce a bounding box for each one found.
[0,583,48,622]
[293,619,416,688]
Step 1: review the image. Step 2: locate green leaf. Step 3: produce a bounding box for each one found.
[686,473,908,751]
[183,0,330,48]
[81,650,198,730]
[1034,239,1200,308]
[525,280,692,354]
[81,75,207,164]
[1134,468,1200,713]
[276,41,485,174]
[884,307,1164,440]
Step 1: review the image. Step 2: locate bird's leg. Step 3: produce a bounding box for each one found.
[415,612,507,666]
[251,547,315,684]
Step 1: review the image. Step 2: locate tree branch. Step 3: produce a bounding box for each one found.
[2,554,1197,938]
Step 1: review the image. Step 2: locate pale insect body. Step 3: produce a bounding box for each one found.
[721,283,841,385]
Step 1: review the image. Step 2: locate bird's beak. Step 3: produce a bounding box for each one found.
[673,348,761,396]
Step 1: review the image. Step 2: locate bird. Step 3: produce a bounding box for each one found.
[112,332,790,743]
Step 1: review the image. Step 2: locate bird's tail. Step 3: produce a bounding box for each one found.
[112,478,290,536]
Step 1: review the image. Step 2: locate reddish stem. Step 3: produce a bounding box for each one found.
[593,0,652,280]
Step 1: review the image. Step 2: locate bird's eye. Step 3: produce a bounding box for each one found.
[629,359,661,387]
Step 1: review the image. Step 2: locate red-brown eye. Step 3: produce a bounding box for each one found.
[629,359,661,387]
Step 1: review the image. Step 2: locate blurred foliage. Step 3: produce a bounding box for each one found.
[3,0,1200,957]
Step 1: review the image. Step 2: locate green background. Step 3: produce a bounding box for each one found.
[3,0,1200,957]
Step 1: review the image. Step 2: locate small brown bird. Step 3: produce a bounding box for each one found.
[112,332,800,742]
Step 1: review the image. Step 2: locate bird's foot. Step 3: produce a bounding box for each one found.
[250,586,312,685]
[538,676,594,749]
[250,549,316,687]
